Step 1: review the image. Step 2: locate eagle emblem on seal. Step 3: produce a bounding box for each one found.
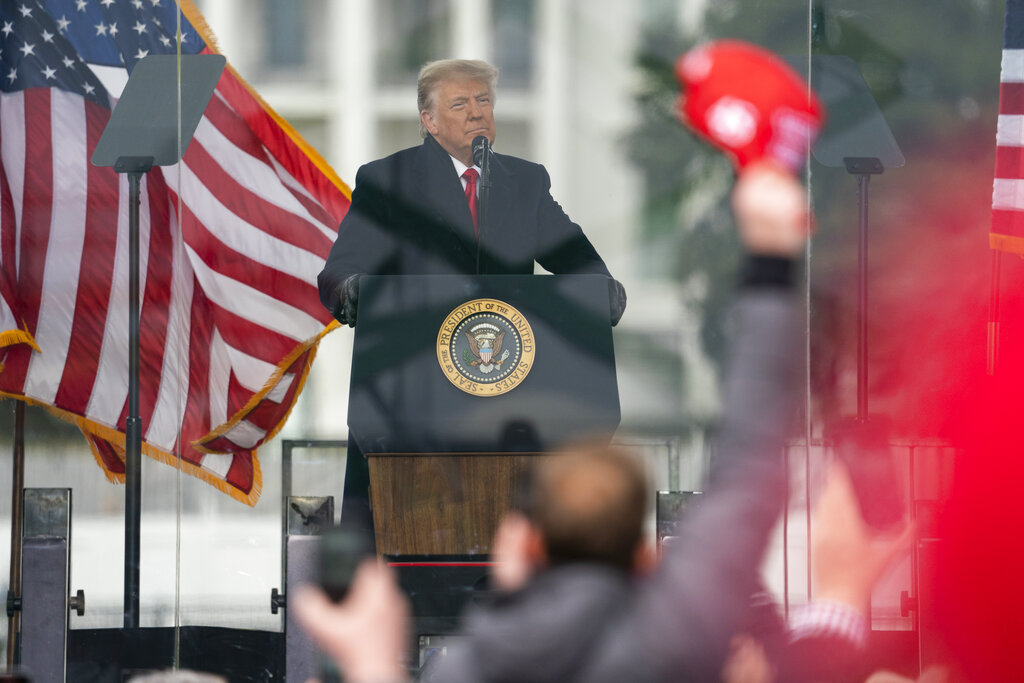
[464,322,511,374]
[437,298,535,396]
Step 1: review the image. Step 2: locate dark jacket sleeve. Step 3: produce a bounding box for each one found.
[317,162,399,317]
[586,261,802,682]
[531,165,613,278]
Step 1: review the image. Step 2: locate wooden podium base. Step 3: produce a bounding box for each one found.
[367,452,541,556]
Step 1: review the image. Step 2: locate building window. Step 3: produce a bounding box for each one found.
[493,0,534,88]
[260,0,327,79]
[377,0,453,86]
[265,0,306,67]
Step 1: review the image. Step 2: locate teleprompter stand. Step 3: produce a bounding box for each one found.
[91,54,225,629]
[803,54,913,629]
[807,54,905,421]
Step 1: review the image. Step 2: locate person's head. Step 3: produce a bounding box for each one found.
[524,443,649,572]
[417,59,498,166]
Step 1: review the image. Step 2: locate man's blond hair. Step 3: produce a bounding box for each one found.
[417,59,499,138]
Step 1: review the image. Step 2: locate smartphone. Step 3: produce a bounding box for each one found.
[318,521,375,602]
[316,522,376,683]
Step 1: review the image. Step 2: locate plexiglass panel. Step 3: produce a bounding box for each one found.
[0,0,1012,679]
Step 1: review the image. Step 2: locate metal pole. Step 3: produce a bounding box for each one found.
[987,250,1003,376]
[475,144,491,275]
[856,173,870,421]
[124,171,143,629]
[6,401,25,666]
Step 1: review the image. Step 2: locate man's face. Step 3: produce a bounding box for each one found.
[421,77,496,166]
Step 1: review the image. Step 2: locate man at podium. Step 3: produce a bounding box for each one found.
[318,58,625,325]
[317,58,627,532]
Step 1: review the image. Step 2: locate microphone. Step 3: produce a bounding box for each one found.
[472,135,491,167]
[471,135,492,275]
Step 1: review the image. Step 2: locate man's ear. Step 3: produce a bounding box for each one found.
[633,539,658,576]
[420,110,437,135]
[523,524,548,568]
[491,513,546,591]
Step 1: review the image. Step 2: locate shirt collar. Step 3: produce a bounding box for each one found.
[450,154,481,179]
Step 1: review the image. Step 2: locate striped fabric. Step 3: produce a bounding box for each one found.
[0,0,349,504]
[993,0,1024,253]
[788,599,869,650]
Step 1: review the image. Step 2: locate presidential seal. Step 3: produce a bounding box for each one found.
[436,298,536,396]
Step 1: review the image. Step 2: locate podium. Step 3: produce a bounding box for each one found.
[348,274,621,555]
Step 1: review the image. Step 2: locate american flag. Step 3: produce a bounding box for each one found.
[993,0,1024,253]
[0,0,349,504]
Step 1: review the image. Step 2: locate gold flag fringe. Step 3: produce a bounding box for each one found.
[0,388,265,506]
[192,320,339,454]
[990,233,1024,255]
[0,323,41,353]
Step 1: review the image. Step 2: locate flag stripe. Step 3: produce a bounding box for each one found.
[225,369,271,423]
[136,170,177,435]
[211,58,351,222]
[196,349,310,452]
[991,208,1024,239]
[83,170,142,429]
[994,5,1024,252]
[1000,82,1024,116]
[6,90,55,394]
[196,95,338,243]
[1003,49,1024,81]
[225,344,280,396]
[182,285,213,456]
[992,178,1024,210]
[183,125,335,258]
[994,143,1024,178]
[220,418,267,451]
[238,378,300,433]
[87,433,125,476]
[0,92,30,390]
[201,451,235,480]
[181,206,327,324]
[55,100,122,414]
[168,151,331,303]
[265,150,342,242]
[1,163,15,277]
[205,302,301,368]
[0,92,27,274]
[205,91,339,239]
[183,241,323,341]
[208,328,232,429]
[146,196,193,452]
[997,114,1024,147]
[225,454,255,493]
[26,90,93,404]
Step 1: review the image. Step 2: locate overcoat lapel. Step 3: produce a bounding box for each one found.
[416,136,477,268]
[479,153,515,273]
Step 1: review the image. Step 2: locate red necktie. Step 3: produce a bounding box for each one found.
[462,167,479,236]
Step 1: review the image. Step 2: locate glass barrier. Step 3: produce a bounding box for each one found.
[0,0,1009,679]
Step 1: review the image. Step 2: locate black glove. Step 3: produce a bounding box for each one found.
[332,274,362,327]
[608,278,627,327]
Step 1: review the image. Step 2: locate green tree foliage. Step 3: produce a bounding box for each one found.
[626,0,1002,422]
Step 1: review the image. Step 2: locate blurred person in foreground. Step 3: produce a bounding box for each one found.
[296,162,847,682]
